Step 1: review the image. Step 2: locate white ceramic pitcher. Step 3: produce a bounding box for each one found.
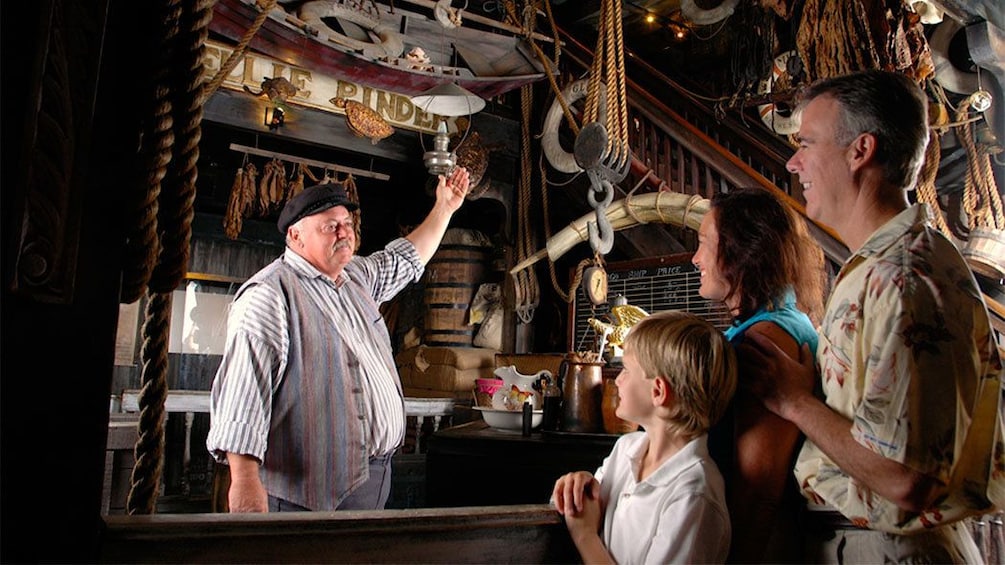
[491,365,551,410]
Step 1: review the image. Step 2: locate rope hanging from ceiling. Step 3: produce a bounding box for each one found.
[506,0,541,324]
[580,0,629,171]
[573,0,631,260]
[957,100,1005,232]
[122,0,278,514]
[512,82,541,324]
[124,0,221,515]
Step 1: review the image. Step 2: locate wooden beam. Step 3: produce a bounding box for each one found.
[101,504,578,563]
[229,143,391,181]
[120,389,210,414]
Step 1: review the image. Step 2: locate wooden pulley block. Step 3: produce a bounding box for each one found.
[603,149,631,184]
[573,122,630,183]
[573,122,608,170]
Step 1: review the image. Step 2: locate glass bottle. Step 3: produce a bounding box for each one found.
[541,374,562,432]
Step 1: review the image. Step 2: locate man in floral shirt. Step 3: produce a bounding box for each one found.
[741,69,1003,563]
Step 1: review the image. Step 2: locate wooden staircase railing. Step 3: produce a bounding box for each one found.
[554,28,849,266]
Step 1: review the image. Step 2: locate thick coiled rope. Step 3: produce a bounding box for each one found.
[127,0,218,516]
[119,0,180,306]
[957,103,1004,231]
[125,0,184,515]
[914,131,952,236]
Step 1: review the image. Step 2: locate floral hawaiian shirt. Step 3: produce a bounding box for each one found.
[794,204,1004,534]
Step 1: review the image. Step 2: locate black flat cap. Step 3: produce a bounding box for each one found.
[277,182,359,233]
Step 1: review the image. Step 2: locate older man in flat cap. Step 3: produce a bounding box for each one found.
[208,167,470,513]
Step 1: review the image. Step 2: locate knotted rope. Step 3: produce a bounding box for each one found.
[504,0,577,137]
[957,103,1004,231]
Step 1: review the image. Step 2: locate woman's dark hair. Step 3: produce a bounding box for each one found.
[711,188,826,325]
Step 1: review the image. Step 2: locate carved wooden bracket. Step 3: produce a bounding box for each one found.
[10,1,103,304]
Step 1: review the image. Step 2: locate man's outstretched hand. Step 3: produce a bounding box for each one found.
[436,166,470,213]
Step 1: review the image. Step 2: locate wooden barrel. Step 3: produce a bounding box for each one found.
[963,228,1005,280]
[424,242,489,347]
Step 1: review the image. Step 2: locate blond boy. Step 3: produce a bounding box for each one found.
[552,311,738,564]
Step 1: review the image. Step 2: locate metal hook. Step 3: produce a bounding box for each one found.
[586,170,615,255]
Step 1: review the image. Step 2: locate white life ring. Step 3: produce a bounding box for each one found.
[298,1,405,60]
[757,51,800,136]
[434,0,463,29]
[930,19,978,95]
[910,0,944,25]
[680,0,740,25]
[541,79,606,174]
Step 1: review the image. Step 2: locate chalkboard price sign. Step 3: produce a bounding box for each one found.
[568,253,731,353]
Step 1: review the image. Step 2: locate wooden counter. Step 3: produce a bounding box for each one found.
[102,505,579,563]
[426,420,620,507]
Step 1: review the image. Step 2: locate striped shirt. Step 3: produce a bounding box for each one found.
[206,238,423,510]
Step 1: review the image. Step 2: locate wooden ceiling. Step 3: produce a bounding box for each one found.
[549,0,793,99]
[546,0,1002,123]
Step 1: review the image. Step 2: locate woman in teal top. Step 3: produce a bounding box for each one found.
[724,288,818,352]
[693,188,827,563]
